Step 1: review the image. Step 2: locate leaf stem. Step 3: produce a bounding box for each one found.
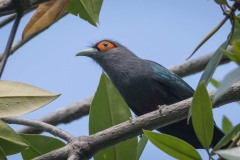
[207,149,214,160]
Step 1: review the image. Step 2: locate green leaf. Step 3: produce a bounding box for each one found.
[199,40,229,86]
[232,40,240,63]
[143,130,201,160]
[89,73,138,160]
[212,124,240,152]
[0,120,29,155]
[233,39,240,50]
[222,116,233,134]
[210,78,219,88]
[67,0,103,26]
[0,147,7,160]
[187,19,227,59]
[136,135,148,160]
[223,49,240,64]
[0,80,60,118]
[233,40,240,52]
[192,81,213,149]
[213,67,240,104]
[187,103,192,123]
[214,0,227,5]
[20,134,65,160]
[225,40,240,64]
[230,17,240,43]
[216,147,240,160]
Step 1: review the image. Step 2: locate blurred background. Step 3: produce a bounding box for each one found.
[1,0,239,159]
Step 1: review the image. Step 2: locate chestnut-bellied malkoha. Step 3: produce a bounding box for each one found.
[76,40,224,148]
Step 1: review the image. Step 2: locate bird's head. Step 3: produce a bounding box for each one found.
[76,40,137,64]
[76,40,117,57]
[76,40,141,80]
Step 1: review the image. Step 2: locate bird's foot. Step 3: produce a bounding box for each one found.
[157,104,167,115]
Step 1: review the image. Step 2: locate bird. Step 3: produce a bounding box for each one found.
[76,40,225,149]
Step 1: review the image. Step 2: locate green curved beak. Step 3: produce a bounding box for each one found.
[76,48,98,57]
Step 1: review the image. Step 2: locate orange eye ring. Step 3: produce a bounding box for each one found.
[97,40,117,51]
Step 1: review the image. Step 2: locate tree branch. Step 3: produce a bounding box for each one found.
[33,81,240,160]
[18,96,92,134]
[3,117,74,142]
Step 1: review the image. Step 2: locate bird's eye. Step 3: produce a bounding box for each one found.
[103,43,108,47]
[97,40,117,51]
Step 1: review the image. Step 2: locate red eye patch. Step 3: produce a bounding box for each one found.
[97,40,117,51]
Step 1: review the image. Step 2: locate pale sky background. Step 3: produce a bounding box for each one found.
[1,0,239,159]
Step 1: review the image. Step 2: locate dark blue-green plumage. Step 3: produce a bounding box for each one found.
[77,40,225,148]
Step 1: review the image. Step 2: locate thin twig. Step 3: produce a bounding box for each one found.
[0,6,37,28]
[2,117,74,142]
[18,96,92,134]
[0,0,51,17]
[0,14,16,27]
[0,12,68,61]
[187,1,238,59]
[225,1,231,9]
[0,11,22,78]
[207,149,214,160]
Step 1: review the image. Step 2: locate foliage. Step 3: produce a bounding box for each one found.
[0,120,29,156]
[222,116,233,134]
[89,73,138,160]
[210,78,220,88]
[212,124,240,152]
[143,130,201,160]
[213,67,240,103]
[22,0,71,40]
[199,15,240,86]
[23,0,103,39]
[0,81,60,118]
[136,135,148,160]
[215,147,240,160]
[20,134,65,160]
[67,0,103,26]
[0,0,103,158]
[191,81,214,149]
